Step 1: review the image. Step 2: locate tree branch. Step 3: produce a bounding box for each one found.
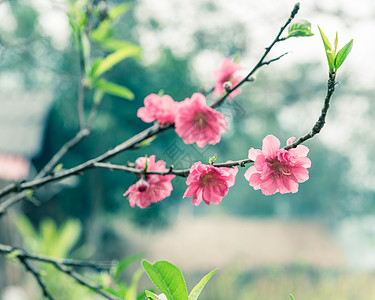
[284,73,336,150]
[211,3,300,109]
[93,158,254,178]
[0,243,120,300]
[18,256,56,300]
[0,243,115,271]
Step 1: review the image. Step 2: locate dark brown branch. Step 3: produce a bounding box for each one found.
[284,73,336,150]
[0,244,120,300]
[18,256,56,300]
[0,243,115,271]
[260,52,289,67]
[38,129,91,178]
[211,3,300,109]
[0,129,91,207]
[93,158,254,178]
[0,123,169,214]
[51,263,119,300]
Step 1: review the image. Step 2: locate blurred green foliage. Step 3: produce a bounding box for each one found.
[15,216,94,299]
[200,266,375,300]
[14,215,146,300]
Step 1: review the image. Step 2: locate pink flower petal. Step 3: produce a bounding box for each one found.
[248,148,262,160]
[262,135,281,157]
[260,177,278,195]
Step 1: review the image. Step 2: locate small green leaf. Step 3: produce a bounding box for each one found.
[114,253,144,282]
[54,219,81,257]
[91,20,113,42]
[53,163,63,173]
[96,39,142,53]
[125,269,144,300]
[145,290,161,300]
[287,19,314,38]
[142,260,188,300]
[89,58,103,79]
[108,2,132,20]
[318,26,334,73]
[290,294,295,300]
[26,189,34,199]
[95,79,134,100]
[208,154,217,165]
[138,135,157,148]
[333,32,338,57]
[93,47,142,78]
[334,39,353,71]
[102,287,122,298]
[188,269,218,300]
[157,89,165,97]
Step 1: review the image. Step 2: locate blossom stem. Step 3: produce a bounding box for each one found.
[211,3,300,109]
[284,73,336,150]
[93,159,254,178]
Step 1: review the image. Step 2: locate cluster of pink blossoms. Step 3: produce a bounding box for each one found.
[136,58,243,148]
[137,92,228,148]
[123,155,174,208]
[124,58,312,208]
[244,135,311,195]
[124,137,311,208]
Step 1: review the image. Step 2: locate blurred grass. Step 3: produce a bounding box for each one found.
[197,265,375,300]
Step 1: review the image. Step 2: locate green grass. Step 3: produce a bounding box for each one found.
[196,265,375,300]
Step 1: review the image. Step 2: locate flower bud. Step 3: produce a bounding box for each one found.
[223,81,232,92]
[136,178,149,192]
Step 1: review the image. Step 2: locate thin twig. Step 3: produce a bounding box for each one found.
[93,158,254,178]
[0,243,116,271]
[38,129,91,178]
[0,244,120,300]
[260,52,289,66]
[284,73,336,150]
[52,263,119,300]
[0,123,168,214]
[211,3,300,109]
[0,129,91,208]
[18,257,56,300]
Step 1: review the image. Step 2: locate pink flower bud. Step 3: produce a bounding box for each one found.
[136,179,149,192]
[213,58,243,100]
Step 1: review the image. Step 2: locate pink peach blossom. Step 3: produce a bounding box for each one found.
[183,161,238,206]
[137,94,176,125]
[174,93,227,148]
[213,58,244,100]
[244,135,311,195]
[123,155,175,208]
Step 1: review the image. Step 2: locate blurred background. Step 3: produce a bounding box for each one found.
[1,0,375,299]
